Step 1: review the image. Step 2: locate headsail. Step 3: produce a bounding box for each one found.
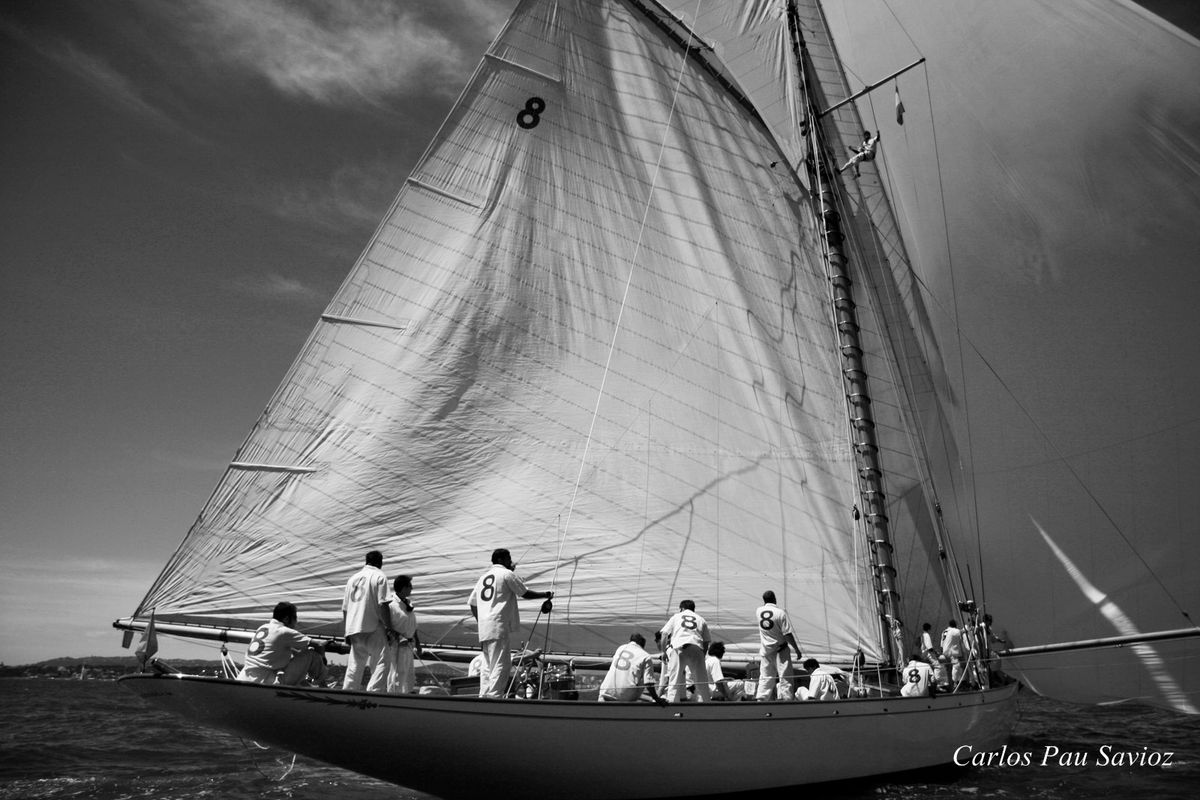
[662,0,967,649]
[126,0,978,665]
[669,0,1200,712]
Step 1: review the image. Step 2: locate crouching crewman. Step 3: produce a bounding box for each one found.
[236,601,328,686]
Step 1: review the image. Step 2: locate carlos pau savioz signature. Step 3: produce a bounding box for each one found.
[954,744,1175,768]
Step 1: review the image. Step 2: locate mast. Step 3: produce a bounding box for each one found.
[786,1,905,665]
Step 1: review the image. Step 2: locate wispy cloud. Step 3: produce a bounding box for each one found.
[269,156,408,228]
[164,0,496,106]
[0,17,186,134]
[0,549,157,624]
[229,272,325,304]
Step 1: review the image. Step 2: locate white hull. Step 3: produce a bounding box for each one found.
[121,674,1018,799]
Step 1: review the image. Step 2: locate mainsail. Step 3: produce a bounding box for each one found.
[125,0,965,666]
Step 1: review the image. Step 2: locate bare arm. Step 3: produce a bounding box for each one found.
[786,633,802,659]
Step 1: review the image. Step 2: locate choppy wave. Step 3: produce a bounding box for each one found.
[1,679,1197,799]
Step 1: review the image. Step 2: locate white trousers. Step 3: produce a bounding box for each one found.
[479,637,511,698]
[385,642,415,694]
[343,628,388,692]
[238,650,327,686]
[756,648,795,700]
[667,644,710,703]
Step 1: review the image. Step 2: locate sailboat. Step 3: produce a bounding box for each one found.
[114,0,1199,797]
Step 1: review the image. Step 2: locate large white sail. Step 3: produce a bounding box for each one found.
[821,0,1200,714]
[661,0,965,651]
[127,0,977,664]
[668,0,1200,713]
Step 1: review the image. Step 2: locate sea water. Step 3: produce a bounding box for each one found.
[1,679,1197,799]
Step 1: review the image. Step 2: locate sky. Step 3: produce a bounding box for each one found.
[0,0,517,665]
[2,0,1198,669]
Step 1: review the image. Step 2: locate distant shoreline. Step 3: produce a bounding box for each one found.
[0,656,223,679]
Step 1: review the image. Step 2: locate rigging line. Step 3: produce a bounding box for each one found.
[881,0,923,56]
[594,303,716,617]
[821,204,884,652]
[823,24,971,609]
[804,64,883,661]
[548,0,703,593]
[828,151,873,654]
[838,134,936,635]
[856,73,973,611]
[978,416,1200,473]
[844,54,973,607]
[971,343,1196,621]
[920,60,984,607]
[806,114,861,653]
[820,102,905,654]
[871,84,1189,619]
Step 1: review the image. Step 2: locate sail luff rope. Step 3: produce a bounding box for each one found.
[547,0,704,598]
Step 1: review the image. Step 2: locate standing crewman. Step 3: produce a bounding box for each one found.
[383,574,420,693]
[659,599,711,703]
[341,550,391,691]
[468,548,553,698]
[754,589,802,700]
[941,618,966,689]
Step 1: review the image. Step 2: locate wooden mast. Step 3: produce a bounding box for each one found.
[786,0,905,666]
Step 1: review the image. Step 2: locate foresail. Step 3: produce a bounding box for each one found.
[135,0,889,662]
[663,0,964,646]
[813,0,1200,713]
